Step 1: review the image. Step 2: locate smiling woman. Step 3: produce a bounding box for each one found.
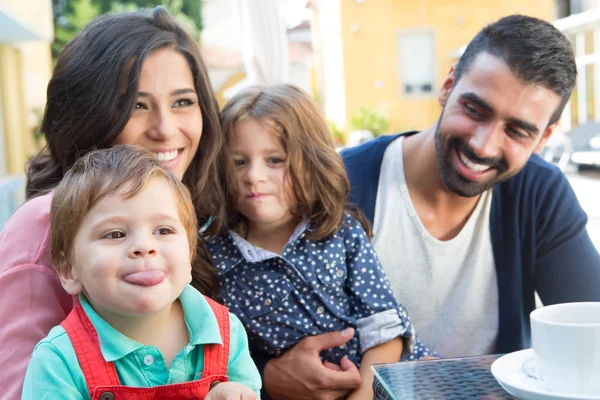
[114,48,203,181]
[0,7,233,399]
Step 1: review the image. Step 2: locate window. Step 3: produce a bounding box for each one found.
[397,29,435,96]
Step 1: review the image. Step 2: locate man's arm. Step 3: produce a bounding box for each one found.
[346,338,403,400]
[535,170,600,304]
[262,329,362,400]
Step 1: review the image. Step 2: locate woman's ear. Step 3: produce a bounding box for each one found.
[55,253,83,295]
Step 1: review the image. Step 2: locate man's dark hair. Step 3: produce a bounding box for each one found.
[455,14,577,125]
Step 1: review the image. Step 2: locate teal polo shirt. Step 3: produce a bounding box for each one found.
[22,285,261,399]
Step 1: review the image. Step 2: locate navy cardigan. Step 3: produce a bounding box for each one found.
[341,133,600,353]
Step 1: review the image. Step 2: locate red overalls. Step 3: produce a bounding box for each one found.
[61,296,230,400]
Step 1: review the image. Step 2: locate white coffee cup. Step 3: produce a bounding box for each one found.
[530,302,600,395]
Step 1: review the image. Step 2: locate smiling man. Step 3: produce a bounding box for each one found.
[342,15,600,358]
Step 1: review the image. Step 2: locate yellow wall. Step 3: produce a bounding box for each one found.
[0,0,53,174]
[0,45,31,174]
[339,0,554,133]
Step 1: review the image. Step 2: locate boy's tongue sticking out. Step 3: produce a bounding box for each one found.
[123,270,166,287]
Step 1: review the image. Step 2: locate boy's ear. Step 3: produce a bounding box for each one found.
[55,252,83,295]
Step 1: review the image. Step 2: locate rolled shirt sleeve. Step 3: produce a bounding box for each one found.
[343,214,417,354]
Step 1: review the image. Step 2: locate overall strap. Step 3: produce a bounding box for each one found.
[201,296,231,378]
[61,304,121,391]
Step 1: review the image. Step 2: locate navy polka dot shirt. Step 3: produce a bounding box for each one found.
[208,213,434,366]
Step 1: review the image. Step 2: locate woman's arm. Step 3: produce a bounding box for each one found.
[346,338,403,400]
[0,266,73,399]
[0,194,74,399]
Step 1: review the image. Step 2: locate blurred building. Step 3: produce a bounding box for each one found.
[0,0,53,176]
[0,0,53,228]
[201,0,313,108]
[312,0,557,133]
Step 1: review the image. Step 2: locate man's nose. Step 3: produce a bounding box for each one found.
[469,123,504,159]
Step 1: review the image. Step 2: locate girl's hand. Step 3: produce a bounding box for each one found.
[205,382,257,400]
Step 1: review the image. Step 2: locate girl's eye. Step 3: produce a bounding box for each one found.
[233,159,245,167]
[268,157,285,164]
[173,98,196,108]
[103,231,125,239]
[154,227,174,235]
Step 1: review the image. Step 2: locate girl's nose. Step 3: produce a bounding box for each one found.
[244,161,266,184]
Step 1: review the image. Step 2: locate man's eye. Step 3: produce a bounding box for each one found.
[507,127,529,139]
[464,104,482,117]
[103,231,125,239]
[154,227,174,235]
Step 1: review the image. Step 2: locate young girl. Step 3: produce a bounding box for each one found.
[0,8,233,398]
[22,145,260,399]
[208,84,434,399]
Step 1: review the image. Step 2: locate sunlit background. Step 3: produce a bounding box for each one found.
[1,0,599,248]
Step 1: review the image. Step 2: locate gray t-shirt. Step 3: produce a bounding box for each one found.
[372,137,499,357]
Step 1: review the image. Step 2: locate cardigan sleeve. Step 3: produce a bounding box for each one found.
[534,169,600,304]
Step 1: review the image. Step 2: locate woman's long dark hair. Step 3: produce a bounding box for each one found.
[27,7,228,299]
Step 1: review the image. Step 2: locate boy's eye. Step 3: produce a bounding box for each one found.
[103,231,125,239]
[154,227,174,235]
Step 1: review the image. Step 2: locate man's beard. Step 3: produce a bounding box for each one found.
[434,123,511,197]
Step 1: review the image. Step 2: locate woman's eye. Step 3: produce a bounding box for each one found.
[268,157,285,164]
[103,231,125,239]
[173,98,196,108]
[154,227,174,235]
[134,102,147,110]
[233,159,245,166]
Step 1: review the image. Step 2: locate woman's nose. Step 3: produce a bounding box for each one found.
[148,110,177,141]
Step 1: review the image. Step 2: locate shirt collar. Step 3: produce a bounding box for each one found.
[79,285,222,362]
[229,219,310,264]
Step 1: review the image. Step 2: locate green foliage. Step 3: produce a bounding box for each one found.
[350,107,390,137]
[51,0,203,61]
[328,121,347,146]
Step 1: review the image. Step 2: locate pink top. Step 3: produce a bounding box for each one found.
[0,192,76,399]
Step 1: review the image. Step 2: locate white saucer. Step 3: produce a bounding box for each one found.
[491,349,600,400]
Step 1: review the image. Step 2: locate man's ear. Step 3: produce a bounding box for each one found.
[439,63,458,107]
[55,253,83,295]
[534,119,561,154]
